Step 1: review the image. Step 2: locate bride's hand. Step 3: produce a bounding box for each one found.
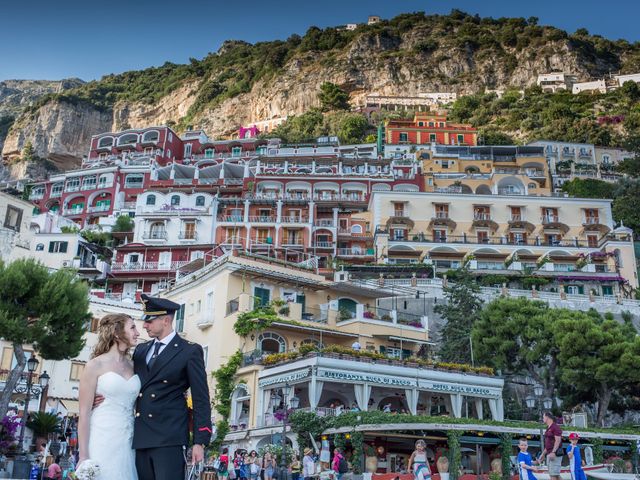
[92,394,105,409]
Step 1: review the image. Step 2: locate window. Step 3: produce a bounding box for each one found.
[441,161,449,169]
[433,229,447,242]
[125,174,144,188]
[392,228,406,240]
[587,234,598,248]
[69,362,85,381]
[351,224,363,234]
[175,304,185,332]
[184,144,192,158]
[399,132,408,143]
[118,133,138,146]
[182,221,196,240]
[393,202,406,217]
[195,196,205,207]
[167,149,172,159]
[254,286,270,307]
[418,122,424,127]
[477,231,489,243]
[48,241,68,253]
[170,195,180,206]
[4,205,23,232]
[35,243,44,251]
[257,332,286,354]
[232,146,242,157]
[510,207,522,221]
[1,348,39,371]
[146,195,156,206]
[429,134,436,142]
[602,155,611,165]
[204,148,214,159]
[509,232,527,245]
[428,122,435,127]
[601,285,614,296]
[457,134,464,144]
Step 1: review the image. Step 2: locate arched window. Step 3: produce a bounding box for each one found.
[146,195,156,206]
[171,195,180,206]
[351,224,363,234]
[528,183,537,189]
[230,384,251,425]
[258,332,286,354]
[195,195,205,207]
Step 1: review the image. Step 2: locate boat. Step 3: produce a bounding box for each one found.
[531,463,613,480]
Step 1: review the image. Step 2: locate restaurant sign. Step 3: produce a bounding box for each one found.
[259,369,311,387]
[319,369,417,387]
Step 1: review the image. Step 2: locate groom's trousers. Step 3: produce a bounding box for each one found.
[136,445,185,480]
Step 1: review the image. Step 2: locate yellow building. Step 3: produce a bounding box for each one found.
[419,145,551,196]
[370,191,637,296]
[159,252,505,449]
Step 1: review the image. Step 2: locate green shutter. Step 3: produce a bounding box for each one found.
[379,345,386,354]
[60,242,68,253]
[48,242,55,253]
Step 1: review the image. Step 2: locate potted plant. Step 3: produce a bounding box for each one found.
[26,412,61,450]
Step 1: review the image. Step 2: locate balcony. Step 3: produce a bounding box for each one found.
[281,240,304,247]
[179,231,198,241]
[249,216,276,223]
[65,185,80,193]
[473,213,491,221]
[142,231,168,240]
[386,232,601,249]
[583,217,601,225]
[314,241,334,249]
[314,219,336,228]
[221,237,243,246]
[336,248,373,257]
[281,216,309,224]
[63,207,84,216]
[81,183,97,191]
[50,189,63,198]
[111,261,189,272]
[217,215,244,222]
[541,215,559,224]
[88,204,110,213]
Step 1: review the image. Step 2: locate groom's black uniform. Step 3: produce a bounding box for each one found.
[133,295,212,480]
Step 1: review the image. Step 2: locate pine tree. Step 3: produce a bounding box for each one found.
[434,268,483,363]
[0,259,90,420]
[318,82,350,112]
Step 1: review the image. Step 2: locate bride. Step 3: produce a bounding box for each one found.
[78,313,141,479]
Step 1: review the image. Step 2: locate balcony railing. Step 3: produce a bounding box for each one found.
[386,232,604,249]
[142,231,168,240]
[281,216,308,223]
[179,231,198,240]
[221,237,243,246]
[509,215,523,222]
[81,183,97,191]
[314,219,336,227]
[473,213,491,221]
[63,208,84,215]
[29,191,45,200]
[337,248,373,257]
[542,215,560,223]
[249,216,276,223]
[87,204,111,213]
[583,217,601,225]
[111,261,189,272]
[65,185,80,192]
[433,212,449,219]
[50,189,63,198]
[314,241,334,248]
[217,215,244,222]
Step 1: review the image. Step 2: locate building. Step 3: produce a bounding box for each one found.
[361,93,457,118]
[419,145,551,196]
[385,112,477,146]
[367,15,381,25]
[369,190,637,296]
[529,140,626,190]
[157,251,504,450]
[572,79,608,94]
[0,191,34,263]
[614,72,640,87]
[536,73,577,93]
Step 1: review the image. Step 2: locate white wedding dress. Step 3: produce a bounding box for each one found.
[88,371,141,479]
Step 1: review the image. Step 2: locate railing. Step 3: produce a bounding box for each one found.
[217,215,244,222]
[314,241,334,248]
[50,189,63,198]
[111,261,189,272]
[248,216,276,223]
[337,248,372,257]
[29,192,45,200]
[387,232,604,249]
[509,215,523,222]
[281,240,304,247]
[473,213,491,221]
[281,216,308,223]
[81,183,97,191]
[142,231,168,240]
[63,208,84,215]
[360,305,394,322]
[65,185,80,192]
[179,231,198,240]
[301,306,329,323]
[88,204,110,213]
[314,219,336,227]
[583,217,601,225]
[497,188,524,195]
[542,215,560,224]
[221,237,243,245]
[224,178,244,186]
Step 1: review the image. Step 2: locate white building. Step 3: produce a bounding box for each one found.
[572,79,608,94]
[0,192,34,263]
[537,72,577,93]
[614,73,640,87]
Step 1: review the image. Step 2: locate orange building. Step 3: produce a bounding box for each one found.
[385,112,477,146]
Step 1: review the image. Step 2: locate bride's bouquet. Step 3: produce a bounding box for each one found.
[75,459,101,480]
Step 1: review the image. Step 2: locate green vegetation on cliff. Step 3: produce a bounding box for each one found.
[21,10,640,133]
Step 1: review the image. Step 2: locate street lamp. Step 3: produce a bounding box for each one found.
[272,383,300,480]
[15,355,48,451]
[525,385,553,456]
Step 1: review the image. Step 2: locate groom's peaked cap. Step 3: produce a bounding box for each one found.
[141,294,180,321]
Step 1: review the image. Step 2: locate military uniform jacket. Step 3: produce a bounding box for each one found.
[132,334,212,449]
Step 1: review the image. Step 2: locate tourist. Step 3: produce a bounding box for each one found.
[408,440,431,480]
[303,447,316,480]
[351,340,361,351]
[332,448,348,480]
[234,450,245,480]
[247,451,260,480]
[517,438,538,480]
[44,461,62,480]
[350,402,360,412]
[218,447,230,479]
[566,433,587,480]
[263,451,276,480]
[383,403,392,413]
[538,412,563,480]
[290,453,302,480]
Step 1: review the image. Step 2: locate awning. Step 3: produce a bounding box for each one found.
[60,399,80,414]
[223,430,248,441]
[386,336,436,346]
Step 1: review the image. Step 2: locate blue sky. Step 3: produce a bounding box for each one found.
[1,0,639,81]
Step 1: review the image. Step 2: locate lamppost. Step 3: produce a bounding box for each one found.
[15,354,50,451]
[271,383,300,480]
[525,384,552,455]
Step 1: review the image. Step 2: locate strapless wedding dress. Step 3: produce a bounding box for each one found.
[88,371,141,479]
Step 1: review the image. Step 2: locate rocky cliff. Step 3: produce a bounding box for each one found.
[3,11,640,178]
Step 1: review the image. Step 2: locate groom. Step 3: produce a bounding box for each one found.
[133,294,212,480]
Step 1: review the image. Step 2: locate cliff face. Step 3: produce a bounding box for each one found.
[2,12,637,179]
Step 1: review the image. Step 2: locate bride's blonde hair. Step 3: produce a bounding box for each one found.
[91,314,133,359]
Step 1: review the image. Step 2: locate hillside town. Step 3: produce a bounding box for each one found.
[1,8,640,480]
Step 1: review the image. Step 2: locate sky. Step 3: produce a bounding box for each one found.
[1,0,639,82]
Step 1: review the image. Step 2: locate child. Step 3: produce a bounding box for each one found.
[408,440,431,480]
[517,438,538,480]
[566,433,587,480]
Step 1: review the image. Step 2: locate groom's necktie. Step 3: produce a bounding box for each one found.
[147,341,163,370]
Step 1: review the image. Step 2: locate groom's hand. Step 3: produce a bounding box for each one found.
[92,394,105,409]
[192,444,205,464]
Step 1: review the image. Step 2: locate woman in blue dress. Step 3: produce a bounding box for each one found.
[566,433,587,480]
